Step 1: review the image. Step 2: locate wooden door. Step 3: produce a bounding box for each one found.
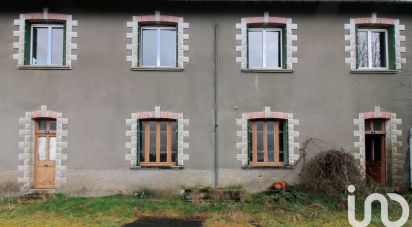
[34,119,56,189]
[365,119,386,186]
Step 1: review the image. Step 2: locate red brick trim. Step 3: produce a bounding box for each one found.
[245,111,289,120]
[244,16,288,25]
[24,13,69,21]
[29,111,58,119]
[134,15,180,25]
[354,17,396,25]
[362,111,392,120]
[136,111,179,120]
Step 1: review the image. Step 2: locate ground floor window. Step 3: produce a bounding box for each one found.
[248,119,288,166]
[138,119,178,166]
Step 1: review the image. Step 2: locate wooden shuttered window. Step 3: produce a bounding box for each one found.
[248,119,288,167]
[138,119,178,167]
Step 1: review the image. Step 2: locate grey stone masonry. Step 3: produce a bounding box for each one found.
[344,13,406,70]
[13,8,78,67]
[18,105,68,193]
[235,106,300,167]
[236,12,298,70]
[125,106,189,166]
[353,106,402,184]
[126,11,189,69]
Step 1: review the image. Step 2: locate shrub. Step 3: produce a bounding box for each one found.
[300,149,361,195]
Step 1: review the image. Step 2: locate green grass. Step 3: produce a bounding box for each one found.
[0,190,411,227]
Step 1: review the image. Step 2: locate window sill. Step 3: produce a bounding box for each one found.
[241,68,293,73]
[350,69,399,74]
[241,165,294,169]
[129,165,184,170]
[18,65,72,70]
[131,67,184,72]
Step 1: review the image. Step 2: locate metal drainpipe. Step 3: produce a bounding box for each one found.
[409,128,412,189]
[214,24,219,188]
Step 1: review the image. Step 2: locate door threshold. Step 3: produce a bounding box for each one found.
[29,189,56,194]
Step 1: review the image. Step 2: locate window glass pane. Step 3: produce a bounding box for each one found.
[141,29,158,66]
[140,122,145,162]
[38,120,47,130]
[37,137,47,161]
[365,120,372,131]
[32,27,48,65]
[267,121,274,162]
[160,122,167,162]
[171,122,177,162]
[51,27,64,65]
[357,31,369,68]
[279,131,284,162]
[266,31,281,68]
[371,31,386,68]
[257,123,264,162]
[248,31,263,68]
[49,121,56,130]
[160,29,176,67]
[149,121,156,162]
[49,137,56,160]
[374,120,383,131]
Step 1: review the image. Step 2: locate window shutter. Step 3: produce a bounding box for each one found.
[247,120,251,165]
[388,26,396,70]
[24,21,31,65]
[136,119,140,166]
[63,22,67,66]
[282,26,287,69]
[283,120,288,165]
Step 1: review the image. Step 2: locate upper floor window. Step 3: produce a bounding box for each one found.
[30,24,65,65]
[138,119,178,166]
[13,11,78,69]
[126,12,189,69]
[248,28,282,69]
[344,14,405,72]
[140,26,177,67]
[357,29,388,69]
[248,119,288,166]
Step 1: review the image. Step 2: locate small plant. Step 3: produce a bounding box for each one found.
[134,188,156,199]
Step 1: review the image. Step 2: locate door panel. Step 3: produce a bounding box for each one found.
[365,134,386,185]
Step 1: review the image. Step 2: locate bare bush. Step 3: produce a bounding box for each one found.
[300,149,361,194]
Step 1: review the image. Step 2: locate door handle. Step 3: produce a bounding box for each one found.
[44,164,48,167]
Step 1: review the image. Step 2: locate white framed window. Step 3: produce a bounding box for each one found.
[357,28,389,70]
[248,28,282,69]
[30,24,65,65]
[139,26,177,68]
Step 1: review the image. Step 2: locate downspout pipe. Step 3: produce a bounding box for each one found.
[214,24,219,188]
[409,128,412,189]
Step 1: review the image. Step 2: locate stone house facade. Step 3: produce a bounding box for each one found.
[0,0,410,195]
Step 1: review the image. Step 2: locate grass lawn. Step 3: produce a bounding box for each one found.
[0,189,411,227]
